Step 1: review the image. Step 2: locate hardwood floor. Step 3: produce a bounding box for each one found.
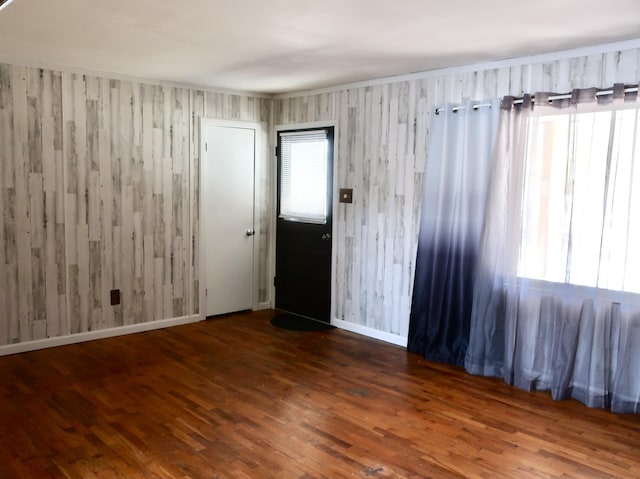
[0,310,638,478]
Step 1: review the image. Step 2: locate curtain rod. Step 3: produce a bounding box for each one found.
[511,86,639,105]
[435,103,492,115]
[434,86,640,114]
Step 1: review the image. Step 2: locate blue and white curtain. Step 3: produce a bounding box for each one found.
[408,99,499,365]
[411,87,640,413]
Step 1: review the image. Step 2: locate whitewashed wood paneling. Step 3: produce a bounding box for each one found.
[274,47,640,340]
[0,65,66,345]
[274,93,335,124]
[0,63,273,347]
[60,76,194,333]
[3,45,639,349]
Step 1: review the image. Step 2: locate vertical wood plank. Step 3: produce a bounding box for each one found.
[191,90,205,315]
[12,66,32,342]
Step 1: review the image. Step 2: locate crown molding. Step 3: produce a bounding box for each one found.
[0,54,273,99]
[275,37,640,99]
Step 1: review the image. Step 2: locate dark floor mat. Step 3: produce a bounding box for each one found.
[270,313,335,331]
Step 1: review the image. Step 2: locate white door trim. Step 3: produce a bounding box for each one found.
[273,120,338,323]
[200,118,264,320]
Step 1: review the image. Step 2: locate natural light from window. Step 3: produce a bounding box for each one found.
[519,107,640,294]
[279,130,329,224]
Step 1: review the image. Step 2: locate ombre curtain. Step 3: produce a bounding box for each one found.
[466,85,640,413]
[408,99,499,365]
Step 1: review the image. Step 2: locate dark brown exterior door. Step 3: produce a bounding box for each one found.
[275,127,334,322]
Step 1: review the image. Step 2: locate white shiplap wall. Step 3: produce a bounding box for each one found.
[0,63,272,350]
[274,48,640,343]
[2,44,640,351]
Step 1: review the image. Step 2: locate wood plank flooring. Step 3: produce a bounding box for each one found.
[0,309,638,478]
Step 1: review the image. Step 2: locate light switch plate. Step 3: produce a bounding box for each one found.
[339,188,353,204]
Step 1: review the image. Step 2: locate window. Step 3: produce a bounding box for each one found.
[518,106,640,293]
[278,130,329,224]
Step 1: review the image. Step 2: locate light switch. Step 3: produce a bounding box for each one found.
[339,188,353,204]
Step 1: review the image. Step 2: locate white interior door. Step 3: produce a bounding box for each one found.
[203,124,255,316]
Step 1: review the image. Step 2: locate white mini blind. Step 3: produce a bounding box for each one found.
[279,130,329,224]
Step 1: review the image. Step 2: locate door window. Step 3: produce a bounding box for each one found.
[279,130,329,224]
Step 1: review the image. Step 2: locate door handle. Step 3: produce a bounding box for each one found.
[321,233,331,240]
[246,229,255,236]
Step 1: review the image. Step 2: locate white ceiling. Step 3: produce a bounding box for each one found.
[1,0,640,94]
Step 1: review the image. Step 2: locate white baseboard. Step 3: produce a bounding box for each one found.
[257,302,272,311]
[0,314,202,357]
[332,318,407,347]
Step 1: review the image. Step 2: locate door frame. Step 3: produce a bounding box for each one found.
[199,118,263,320]
[272,120,338,323]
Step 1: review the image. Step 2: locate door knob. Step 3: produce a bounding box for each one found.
[321,233,331,240]
[246,229,255,236]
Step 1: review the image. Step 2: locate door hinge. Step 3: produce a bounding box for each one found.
[275,145,279,157]
[205,142,208,152]
[205,289,208,296]
[273,276,277,287]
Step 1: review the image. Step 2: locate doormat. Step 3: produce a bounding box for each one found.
[270,313,336,331]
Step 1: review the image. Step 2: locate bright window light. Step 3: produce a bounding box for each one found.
[279,130,329,224]
[519,107,640,293]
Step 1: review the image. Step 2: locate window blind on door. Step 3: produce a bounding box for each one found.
[279,130,329,224]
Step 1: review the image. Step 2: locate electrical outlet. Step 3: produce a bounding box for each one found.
[110,289,121,306]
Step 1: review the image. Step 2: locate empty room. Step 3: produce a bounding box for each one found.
[1,0,639,477]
